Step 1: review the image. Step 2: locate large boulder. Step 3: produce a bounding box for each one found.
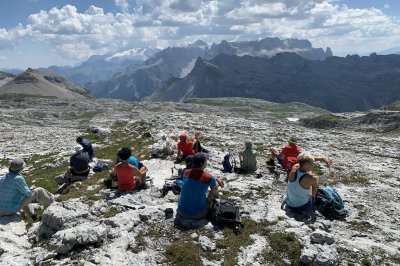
[37,200,91,240]
[49,223,107,254]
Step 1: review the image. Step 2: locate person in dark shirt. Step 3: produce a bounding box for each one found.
[69,145,90,176]
[76,136,94,160]
[56,145,91,193]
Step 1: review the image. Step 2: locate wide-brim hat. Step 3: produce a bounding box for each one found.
[9,158,25,172]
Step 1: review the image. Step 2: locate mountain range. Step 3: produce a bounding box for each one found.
[40,47,160,85]
[88,37,332,101]
[148,53,400,112]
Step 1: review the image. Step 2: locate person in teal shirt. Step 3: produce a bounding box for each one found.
[0,158,54,219]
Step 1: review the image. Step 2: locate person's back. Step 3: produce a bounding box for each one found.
[70,152,90,173]
[282,144,301,159]
[286,169,311,208]
[77,137,94,159]
[284,153,318,211]
[0,172,32,213]
[128,155,139,168]
[240,148,257,172]
[178,140,195,156]
[178,168,217,217]
[115,162,137,191]
[282,143,301,173]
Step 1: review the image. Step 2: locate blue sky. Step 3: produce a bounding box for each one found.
[1,0,400,69]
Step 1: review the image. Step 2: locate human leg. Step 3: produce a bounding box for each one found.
[20,187,54,216]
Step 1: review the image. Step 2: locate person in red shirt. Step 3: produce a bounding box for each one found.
[269,137,333,181]
[176,131,195,163]
[271,137,302,174]
[110,147,147,192]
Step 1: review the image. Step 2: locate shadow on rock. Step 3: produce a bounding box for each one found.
[0,214,23,225]
[284,207,317,224]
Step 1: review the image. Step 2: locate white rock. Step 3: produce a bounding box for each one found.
[50,223,107,254]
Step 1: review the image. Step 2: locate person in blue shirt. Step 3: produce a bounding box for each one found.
[76,136,94,160]
[128,155,139,168]
[176,153,224,221]
[0,158,54,219]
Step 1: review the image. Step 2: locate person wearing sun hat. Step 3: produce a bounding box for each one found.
[0,158,54,218]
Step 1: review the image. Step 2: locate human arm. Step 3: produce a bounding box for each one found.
[132,166,145,178]
[15,177,33,197]
[239,152,243,162]
[270,147,284,157]
[288,163,300,181]
[314,156,333,167]
[216,177,225,188]
[210,176,220,198]
[309,175,319,198]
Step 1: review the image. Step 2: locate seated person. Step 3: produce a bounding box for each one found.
[193,131,209,154]
[161,155,195,197]
[176,153,224,222]
[67,145,91,178]
[283,153,325,212]
[151,134,174,158]
[176,131,195,163]
[128,155,139,168]
[270,137,301,175]
[76,136,94,161]
[238,141,257,173]
[0,158,54,219]
[56,145,91,193]
[110,147,147,192]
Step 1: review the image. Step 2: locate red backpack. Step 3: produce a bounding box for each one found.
[283,157,298,174]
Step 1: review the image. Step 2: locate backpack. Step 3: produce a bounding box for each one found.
[211,199,244,233]
[222,153,233,173]
[93,164,108,173]
[315,186,348,220]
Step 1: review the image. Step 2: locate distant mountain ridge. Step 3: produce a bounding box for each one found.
[89,37,332,101]
[41,47,160,85]
[0,71,16,87]
[148,53,400,112]
[0,68,89,99]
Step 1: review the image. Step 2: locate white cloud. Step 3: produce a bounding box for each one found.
[115,0,130,13]
[1,0,400,62]
[0,55,7,60]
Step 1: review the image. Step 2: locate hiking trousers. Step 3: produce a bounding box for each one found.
[20,187,55,216]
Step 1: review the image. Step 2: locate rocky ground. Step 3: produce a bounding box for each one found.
[0,96,399,266]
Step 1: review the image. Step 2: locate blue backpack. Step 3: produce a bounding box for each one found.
[222,153,233,173]
[316,186,348,220]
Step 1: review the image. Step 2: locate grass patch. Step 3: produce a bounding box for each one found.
[57,171,108,202]
[102,207,121,218]
[322,171,368,186]
[215,219,270,266]
[347,220,373,232]
[262,232,302,265]
[301,114,346,129]
[165,242,203,266]
[24,154,68,194]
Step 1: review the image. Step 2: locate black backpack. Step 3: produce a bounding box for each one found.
[315,186,348,220]
[211,199,244,233]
